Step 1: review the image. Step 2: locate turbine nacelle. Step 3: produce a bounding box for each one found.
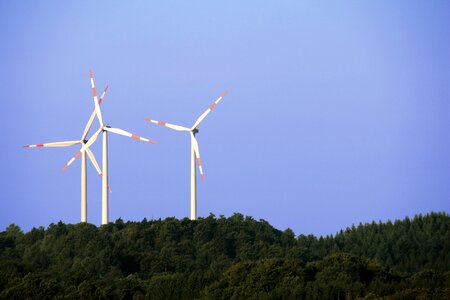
[192,128,199,135]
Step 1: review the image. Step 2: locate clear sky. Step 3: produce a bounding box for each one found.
[1,1,449,236]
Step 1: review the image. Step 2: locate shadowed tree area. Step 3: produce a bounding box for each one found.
[0,212,449,299]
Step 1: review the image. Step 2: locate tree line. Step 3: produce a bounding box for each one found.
[0,212,449,299]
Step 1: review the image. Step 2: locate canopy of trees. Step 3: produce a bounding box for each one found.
[0,212,449,299]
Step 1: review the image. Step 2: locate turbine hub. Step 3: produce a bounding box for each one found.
[193,128,199,135]
[83,139,88,144]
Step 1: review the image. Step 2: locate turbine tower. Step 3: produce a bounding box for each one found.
[23,85,110,223]
[144,91,227,220]
[64,70,157,225]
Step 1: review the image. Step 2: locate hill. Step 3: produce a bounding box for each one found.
[0,212,449,299]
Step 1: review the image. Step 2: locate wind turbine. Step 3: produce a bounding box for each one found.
[23,85,110,223]
[144,91,227,220]
[63,70,157,225]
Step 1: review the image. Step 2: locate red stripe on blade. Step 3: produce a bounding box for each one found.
[98,85,109,104]
[74,151,81,158]
[131,134,140,139]
[158,121,166,126]
[36,144,44,147]
[210,103,217,110]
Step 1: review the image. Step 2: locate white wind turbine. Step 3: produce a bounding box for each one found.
[23,84,110,223]
[63,70,157,225]
[144,91,227,220]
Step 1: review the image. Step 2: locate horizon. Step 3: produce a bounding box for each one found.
[1,1,449,236]
[3,211,449,239]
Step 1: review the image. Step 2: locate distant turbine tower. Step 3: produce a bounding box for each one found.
[64,70,157,225]
[144,91,227,220]
[23,85,110,223]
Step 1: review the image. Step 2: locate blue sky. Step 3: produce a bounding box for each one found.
[1,1,449,236]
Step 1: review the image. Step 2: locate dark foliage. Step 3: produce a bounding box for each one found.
[0,212,449,299]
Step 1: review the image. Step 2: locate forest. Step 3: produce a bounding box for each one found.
[0,212,449,299]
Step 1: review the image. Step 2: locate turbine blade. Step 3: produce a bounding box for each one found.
[89,69,104,127]
[81,84,109,140]
[61,128,102,172]
[61,150,82,172]
[105,127,157,144]
[86,148,112,193]
[191,91,227,130]
[83,128,103,150]
[191,133,205,182]
[144,118,190,132]
[86,147,101,175]
[23,140,81,148]
[98,84,109,105]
